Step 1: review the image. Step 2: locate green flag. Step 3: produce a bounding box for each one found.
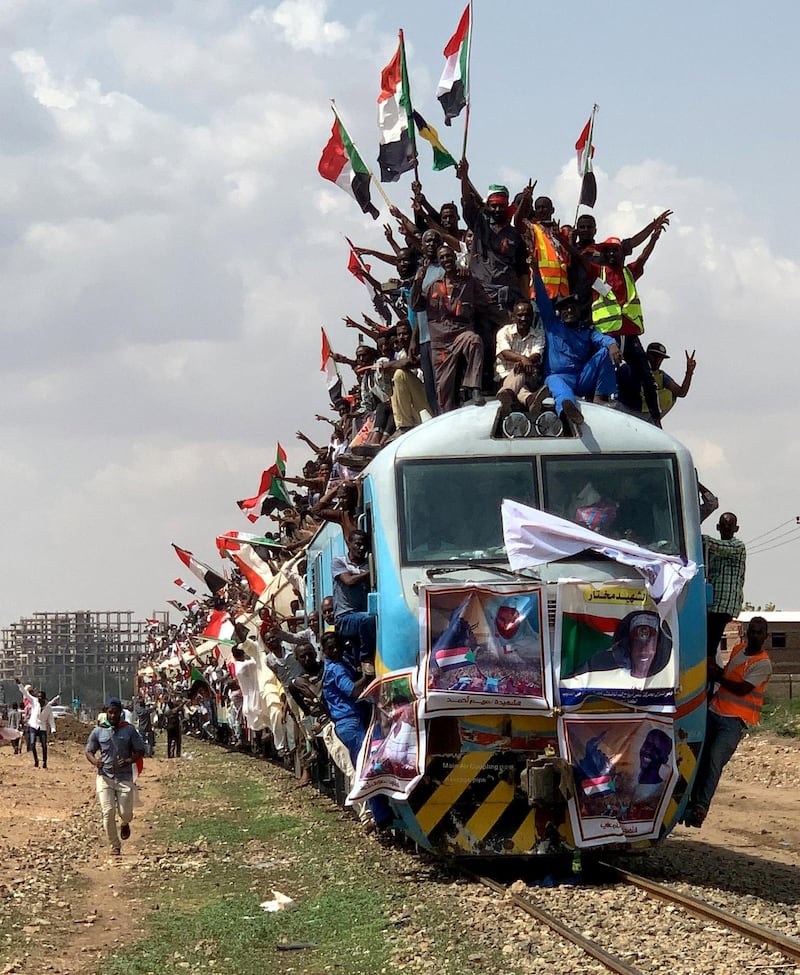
[412,111,456,171]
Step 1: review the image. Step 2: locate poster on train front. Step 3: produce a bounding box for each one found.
[559,713,678,847]
[555,581,679,709]
[419,584,552,714]
[349,670,426,803]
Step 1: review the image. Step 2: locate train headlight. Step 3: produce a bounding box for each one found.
[534,410,564,437]
[501,412,532,439]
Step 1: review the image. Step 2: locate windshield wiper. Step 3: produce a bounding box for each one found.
[425,561,540,581]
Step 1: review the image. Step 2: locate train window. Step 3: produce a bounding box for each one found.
[541,453,684,556]
[399,459,537,564]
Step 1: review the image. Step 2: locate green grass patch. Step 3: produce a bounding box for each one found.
[103,743,510,975]
[758,697,800,737]
[170,810,302,845]
[105,886,395,975]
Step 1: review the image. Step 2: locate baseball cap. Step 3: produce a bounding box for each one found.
[646,342,669,359]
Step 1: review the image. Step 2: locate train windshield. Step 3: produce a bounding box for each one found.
[541,453,684,556]
[400,460,537,564]
[399,452,684,565]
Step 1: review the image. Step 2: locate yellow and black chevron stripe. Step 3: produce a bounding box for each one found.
[409,751,570,855]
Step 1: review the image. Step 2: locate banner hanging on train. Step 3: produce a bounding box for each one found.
[559,712,678,846]
[349,669,427,803]
[555,581,679,708]
[419,584,553,714]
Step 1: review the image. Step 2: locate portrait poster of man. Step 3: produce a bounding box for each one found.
[555,581,678,708]
[349,671,426,803]
[559,713,678,847]
[420,584,551,715]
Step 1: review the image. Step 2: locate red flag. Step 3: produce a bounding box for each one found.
[347,249,371,283]
[321,327,343,406]
[171,545,227,594]
[203,608,233,640]
[237,467,278,522]
[575,110,597,208]
[318,110,379,218]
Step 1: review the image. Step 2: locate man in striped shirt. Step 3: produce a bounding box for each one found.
[703,512,746,662]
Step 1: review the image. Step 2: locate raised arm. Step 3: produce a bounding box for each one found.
[352,245,399,267]
[698,480,719,523]
[332,351,358,371]
[664,350,696,398]
[531,271,557,332]
[409,262,429,313]
[295,430,323,453]
[15,680,36,706]
[513,180,535,231]
[458,159,483,226]
[625,209,672,251]
[389,204,422,249]
[634,223,666,271]
[382,223,402,257]
[415,211,463,250]
[343,316,383,342]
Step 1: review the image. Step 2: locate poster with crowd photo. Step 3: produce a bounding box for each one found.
[555,581,678,709]
[349,670,427,803]
[559,713,678,847]
[420,584,552,715]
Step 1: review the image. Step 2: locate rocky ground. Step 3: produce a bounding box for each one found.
[0,726,797,975]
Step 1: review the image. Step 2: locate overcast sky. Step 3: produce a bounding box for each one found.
[1,0,798,626]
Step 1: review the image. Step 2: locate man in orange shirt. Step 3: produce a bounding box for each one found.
[682,616,772,827]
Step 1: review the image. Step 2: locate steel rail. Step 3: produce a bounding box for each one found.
[471,873,647,975]
[601,862,800,964]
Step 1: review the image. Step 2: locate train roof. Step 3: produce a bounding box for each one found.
[365,401,693,475]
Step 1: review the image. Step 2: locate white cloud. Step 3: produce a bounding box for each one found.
[0,0,797,622]
[11,49,78,109]
[266,0,349,53]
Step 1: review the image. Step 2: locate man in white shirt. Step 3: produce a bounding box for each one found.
[495,300,547,414]
[15,677,56,769]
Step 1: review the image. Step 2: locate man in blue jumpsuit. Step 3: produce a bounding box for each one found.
[532,273,622,432]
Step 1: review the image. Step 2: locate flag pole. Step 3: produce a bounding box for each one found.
[330,100,394,210]
[573,102,598,225]
[398,29,420,184]
[460,1,473,161]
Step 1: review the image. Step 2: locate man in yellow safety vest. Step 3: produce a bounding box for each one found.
[591,224,666,426]
[639,342,696,418]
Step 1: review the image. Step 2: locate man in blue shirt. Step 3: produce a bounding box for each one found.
[321,632,370,766]
[85,697,146,856]
[321,632,392,830]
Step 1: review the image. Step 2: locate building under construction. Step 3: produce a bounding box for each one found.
[0,610,167,707]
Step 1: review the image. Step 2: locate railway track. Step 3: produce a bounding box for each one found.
[471,863,800,975]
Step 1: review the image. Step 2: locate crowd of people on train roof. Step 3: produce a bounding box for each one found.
[327,160,695,448]
[120,169,742,842]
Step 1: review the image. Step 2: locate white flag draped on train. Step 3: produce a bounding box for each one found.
[501,500,697,619]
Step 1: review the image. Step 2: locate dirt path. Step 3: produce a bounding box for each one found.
[0,734,173,975]
[676,732,800,865]
[0,728,798,975]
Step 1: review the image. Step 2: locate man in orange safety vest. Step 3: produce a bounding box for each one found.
[682,616,772,828]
